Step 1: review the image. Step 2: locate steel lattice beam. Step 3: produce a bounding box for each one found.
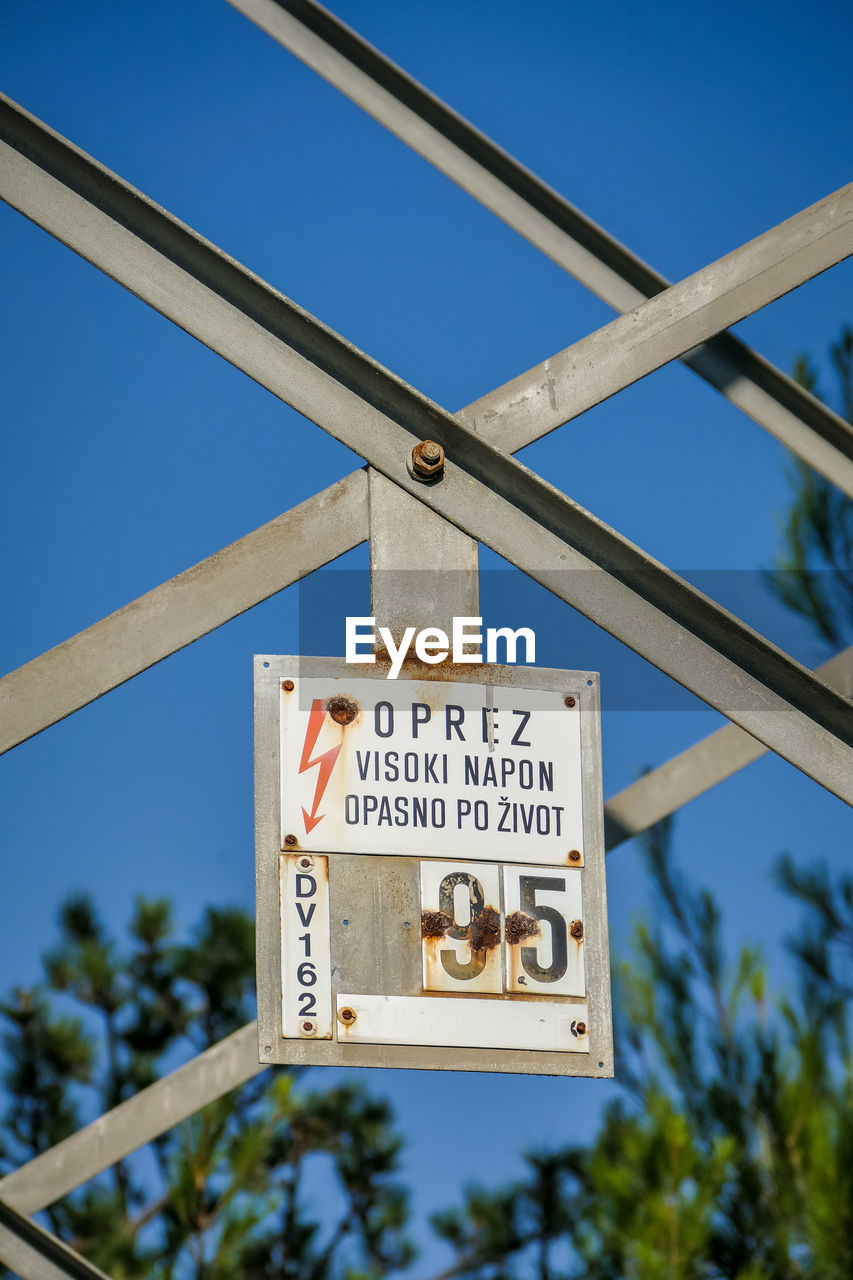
[0,1198,113,1280]
[604,643,853,848]
[7,218,849,754]
[230,0,853,496]
[4,183,849,752]
[0,1024,263,1217]
[1,95,852,801]
[2,16,850,1278]
[0,472,368,753]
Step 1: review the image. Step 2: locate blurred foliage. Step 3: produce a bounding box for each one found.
[0,899,411,1279]
[431,823,853,1279]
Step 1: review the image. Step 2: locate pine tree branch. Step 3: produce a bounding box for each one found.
[128,1191,170,1237]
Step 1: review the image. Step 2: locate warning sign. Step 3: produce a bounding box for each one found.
[280,677,587,865]
[254,657,611,1078]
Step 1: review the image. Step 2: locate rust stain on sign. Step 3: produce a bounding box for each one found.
[469,905,501,952]
[421,909,453,938]
[504,910,541,944]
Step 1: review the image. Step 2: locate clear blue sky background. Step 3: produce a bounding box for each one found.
[1,0,852,1272]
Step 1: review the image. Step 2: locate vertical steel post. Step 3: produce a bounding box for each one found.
[368,468,479,642]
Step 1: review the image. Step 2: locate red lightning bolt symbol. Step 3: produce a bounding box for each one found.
[298,700,342,834]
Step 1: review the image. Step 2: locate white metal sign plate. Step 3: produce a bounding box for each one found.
[334,994,590,1053]
[280,853,333,1040]
[503,865,584,997]
[419,860,584,997]
[255,658,611,1078]
[420,860,503,993]
[280,676,585,865]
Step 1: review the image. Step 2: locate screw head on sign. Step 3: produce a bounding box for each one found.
[299,1020,317,1038]
[568,849,582,863]
[570,920,584,941]
[409,439,445,481]
[282,679,295,691]
[576,1022,587,1036]
[284,834,298,847]
[338,1006,357,1025]
[564,695,576,708]
[297,856,313,870]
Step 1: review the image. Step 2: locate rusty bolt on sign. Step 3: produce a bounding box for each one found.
[570,920,584,941]
[299,1020,317,1038]
[284,834,298,847]
[338,1006,357,1026]
[297,855,313,871]
[409,439,445,481]
[325,694,359,726]
[282,679,295,691]
[568,849,582,863]
[564,695,576,708]
[576,1022,587,1036]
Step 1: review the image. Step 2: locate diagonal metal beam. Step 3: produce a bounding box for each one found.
[456,198,853,460]
[604,643,853,850]
[0,472,367,754]
[0,1024,263,1216]
[0,1198,113,1280]
[230,0,853,492]
[7,167,848,753]
[1,97,851,802]
[5,173,850,752]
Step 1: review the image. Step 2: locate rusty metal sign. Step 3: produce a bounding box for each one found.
[255,656,612,1077]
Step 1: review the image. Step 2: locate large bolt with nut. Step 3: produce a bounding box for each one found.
[409,439,445,480]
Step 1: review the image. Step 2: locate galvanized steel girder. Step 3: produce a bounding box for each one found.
[230,0,853,493]
[1,93,852,801]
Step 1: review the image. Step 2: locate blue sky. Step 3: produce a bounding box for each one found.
[1,0,852,1269]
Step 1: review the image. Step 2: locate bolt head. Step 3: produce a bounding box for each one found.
[282,679,295,691]
[576,1021,587,1036]
[564,695,576,708]
[568,849,582,863]
[410,439,445,479]
[284,834,298,847]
